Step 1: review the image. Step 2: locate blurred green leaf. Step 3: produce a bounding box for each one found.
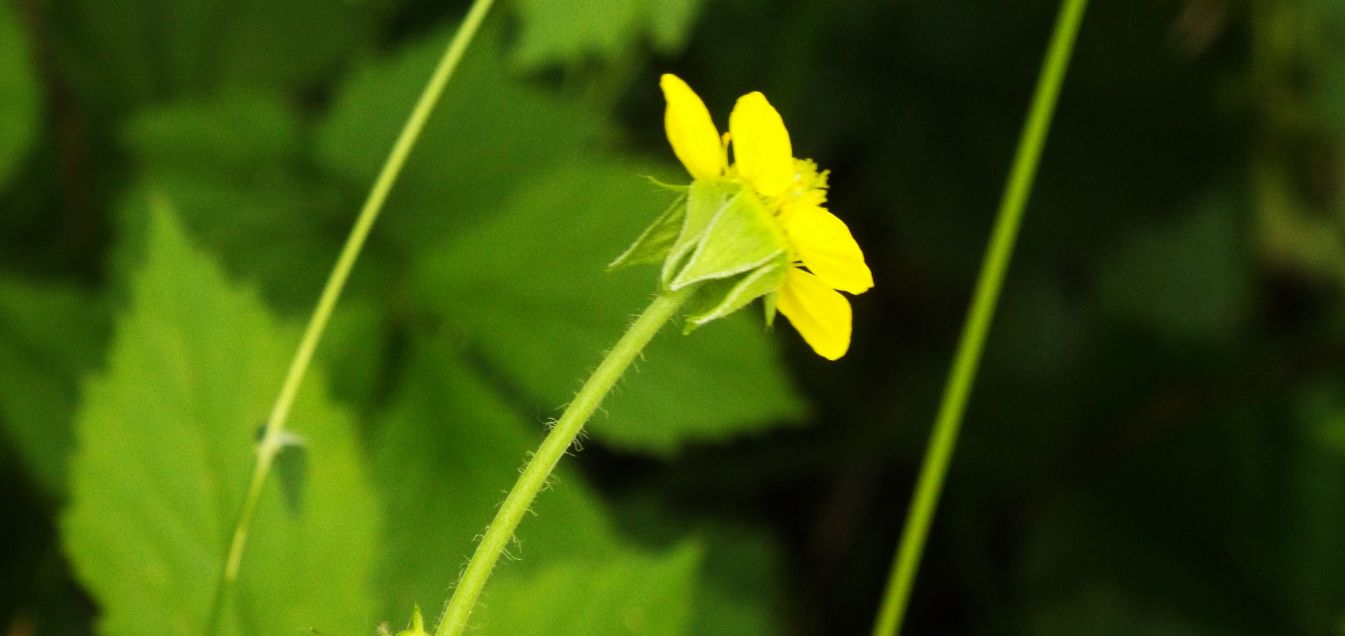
[0,0,40,189]
[1013,489,1257,636]
[1306,0,1345,136]
[509,0,703,70]
[414,161,805,454]
[62,204,381,634]
[113,93,382,311]
[111,177,350,313]
[475,540,701,635]
[319,297,393,412]
[1098,191,1252,341]
[1009,383,1345,636]
[686,525,786,635]
[1023,581,1220,636]
[372,337,701,629]
[115,93,395,412]
[1278,384,1345,631]
[986,274,1085,381]
[0,280,108,496]
[122,93,302,176]
[602,496,788,635]
[316,25,614,251]
[51,0,372,109]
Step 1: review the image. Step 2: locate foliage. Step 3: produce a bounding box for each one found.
[0,0,39,189]
[412,162,804,452]
[511,0,702,70]
[63,207,381,634]
[2,0,1345,634]
[0,280,107,496]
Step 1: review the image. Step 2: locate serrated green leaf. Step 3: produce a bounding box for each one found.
[413,161,805,455]
[113,93,387,313]
[62,203,381,635]
[111,177,353,315]
[510,0,704,70]
[0,0,40,189]
[113,93,395,412]
[0,280,109,496]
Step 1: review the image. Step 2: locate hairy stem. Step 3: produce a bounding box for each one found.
[203,1,497,632]
[869,1,1088,634]
[435,287,694,636]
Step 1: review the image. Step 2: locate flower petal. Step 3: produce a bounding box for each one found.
[777,268,852,360]
[783,204,874,294]
[729,91,793,198]
[660,74,723,181]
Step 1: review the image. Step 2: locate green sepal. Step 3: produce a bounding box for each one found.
[661,180,738,287]
[641,174,691,192]
[391,605,428,636]
[763,290,779,327]
[608,193,686,271]
[683,254,789,333]
[668,187,788,291]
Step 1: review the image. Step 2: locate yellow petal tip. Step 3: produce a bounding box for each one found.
[777,269,852,360]
[729,90,794,198]
[661,74,724,181]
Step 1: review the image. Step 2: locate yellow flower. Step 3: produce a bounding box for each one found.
[660,73,873,360]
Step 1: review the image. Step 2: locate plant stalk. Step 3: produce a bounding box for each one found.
[435,287,695,636]
[204,1,497,632]
[869,1,1088,634]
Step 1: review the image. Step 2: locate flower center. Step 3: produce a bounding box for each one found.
[785,158,829,211]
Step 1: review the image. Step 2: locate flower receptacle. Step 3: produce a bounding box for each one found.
[612,179,793,331]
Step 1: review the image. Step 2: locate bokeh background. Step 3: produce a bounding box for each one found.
[3,0,1345,634]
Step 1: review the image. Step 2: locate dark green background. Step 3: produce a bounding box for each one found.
[3,0,1345,634]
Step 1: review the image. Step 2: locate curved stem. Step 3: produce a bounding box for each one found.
[204,1,497,632]
[869,1,1088,635]
[435,288,694,636]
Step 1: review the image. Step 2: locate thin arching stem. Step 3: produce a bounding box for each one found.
[870,1,1089,634]
[203,1,497,632]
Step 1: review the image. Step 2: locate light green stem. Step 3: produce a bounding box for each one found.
[435,288,694,636]
[869,1,1088,635]
[204,1,497,632]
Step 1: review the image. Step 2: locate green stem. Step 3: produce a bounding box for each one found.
[869,1,1088,635]
[204,1,497,632]
[434,287,695,636]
